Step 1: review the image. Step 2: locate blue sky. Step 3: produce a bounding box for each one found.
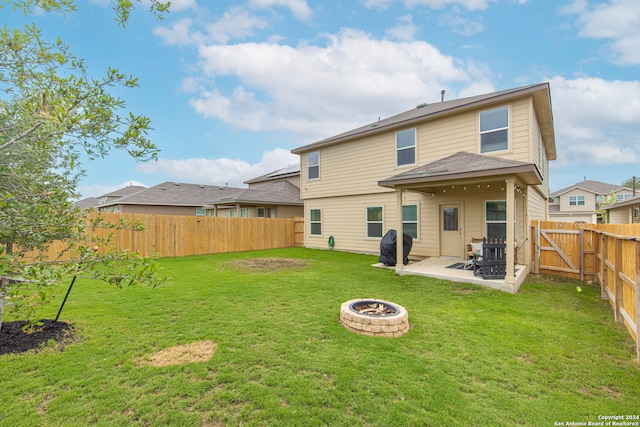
[5,0,640,197]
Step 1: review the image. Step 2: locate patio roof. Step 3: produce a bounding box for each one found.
[378,151,542,193]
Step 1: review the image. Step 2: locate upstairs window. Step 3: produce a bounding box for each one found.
[308,151,320,179]
[480,106,509,153]
[396,129,416,166]
[569,195,585,206]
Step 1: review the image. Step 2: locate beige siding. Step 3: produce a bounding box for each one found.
[304,186,526,260]
[560,189,597,212]
[301,98,544,202]
[275,205,304,218]
[607,207,631,224]
[116,205,199,216]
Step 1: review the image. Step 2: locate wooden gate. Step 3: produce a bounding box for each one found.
[531,223,597,283]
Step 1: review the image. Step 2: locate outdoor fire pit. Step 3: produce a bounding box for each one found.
[339,298,409,337]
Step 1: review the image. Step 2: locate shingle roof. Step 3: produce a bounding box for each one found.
[74,197,99,210]
[378,151,542,188]
[99,185,147,198]
[292,82,555,160]
[209,181,302,206]
[99,182,244,207]
[550,180,629,197]
[604,194,640,210]
[244,164,300,184]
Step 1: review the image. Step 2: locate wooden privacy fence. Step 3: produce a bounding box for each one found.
[26,212,305,261]
[531,221,640,362]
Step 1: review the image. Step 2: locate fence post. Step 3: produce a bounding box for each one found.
[601,233,608,300]
[533,224,540,275]
[579,228,584,283]
[614,237,623,324]
[633,240,640,363]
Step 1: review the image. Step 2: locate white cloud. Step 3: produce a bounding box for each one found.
[361,0,495,10]
[169,0,198,11]
[186,28,478,141]
[438,8,484,35]
[549,76,640,166]
[205,7,270,44]
[249,0,313,21]
[385,15,420,41]
[135,148,299,187]
[568,0,640,65]
[153,17,198,46]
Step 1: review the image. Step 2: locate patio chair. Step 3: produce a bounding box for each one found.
[473,237,506,280]
[465,237,483,270]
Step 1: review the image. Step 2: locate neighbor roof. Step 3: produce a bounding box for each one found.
[292,82,555,160]
[99,185,147,198]
[550,180,630,197]
[244,164,300,185]
[604,194,640,210]
[378,151,542,189]
[99,182,244,208]
[208,181,302,206]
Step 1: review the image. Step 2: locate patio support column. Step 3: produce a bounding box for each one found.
[396,188,404,272]
[505,178,516,285]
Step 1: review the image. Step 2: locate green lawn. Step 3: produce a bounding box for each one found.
[1,248,639,426]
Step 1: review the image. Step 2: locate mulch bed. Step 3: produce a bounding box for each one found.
[0,319,74,355]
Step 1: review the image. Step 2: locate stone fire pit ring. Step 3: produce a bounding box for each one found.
[340,298,409,337]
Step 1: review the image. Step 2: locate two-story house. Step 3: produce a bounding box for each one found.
[548,180,634,223]
[292,82,556,291]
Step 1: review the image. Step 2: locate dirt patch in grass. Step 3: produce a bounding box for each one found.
[0,319,75,355]
[138,341,218,367]
[225,257,310,274]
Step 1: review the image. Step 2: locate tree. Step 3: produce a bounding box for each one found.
[621,177,640,191]
[0,0,170,331]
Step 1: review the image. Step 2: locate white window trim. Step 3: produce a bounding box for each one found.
[569,195,585,206]
[366,206,384,239]
[479,105,510,154]
[402,203,419,240]
[396,128,416,167]
[308,151,320,180]
[309,208,322,236]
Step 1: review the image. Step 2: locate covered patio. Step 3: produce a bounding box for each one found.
[377,152,542,293]
[375,256,527,293]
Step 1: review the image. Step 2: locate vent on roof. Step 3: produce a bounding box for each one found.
[416,102,428,108]
[174,183,181,186]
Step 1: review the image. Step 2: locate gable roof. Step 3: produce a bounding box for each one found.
[244,164,300,185]
[99,182,244,208]
[378,151,542,189]
[208,181,302,206]
[99,185,147,199]
[74,197,99,210]
[292,82,555,160]
[605,194,640,210]
[550,180,630,197]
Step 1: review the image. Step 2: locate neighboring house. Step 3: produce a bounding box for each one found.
[205,164,303,218]
[549,180,634,223]
[98,182,245,216]
[603,194,640,224]
[291,82,556,289]
[75,185,146,210]
[97,166,303,218]
[74,197,99,210]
